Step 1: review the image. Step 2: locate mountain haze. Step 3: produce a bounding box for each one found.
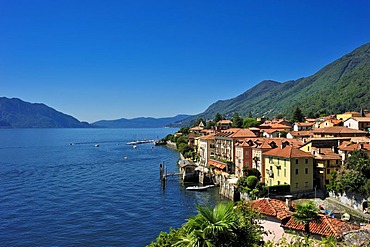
[0,97,91,128]
[179,42,370,126]
[93,115,189,128]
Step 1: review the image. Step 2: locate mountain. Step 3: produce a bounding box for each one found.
[93,114,190,128]
[180,42,370,126]
[0,97,91,128]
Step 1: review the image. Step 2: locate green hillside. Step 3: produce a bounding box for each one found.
[179,42,370,126]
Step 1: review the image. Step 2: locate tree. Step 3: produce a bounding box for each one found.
[292,201,320,234]
[214,113,223,123]
[232,112,243,128]
[292,106,305,122]
[242,118,260,128]
[205,120,215,129]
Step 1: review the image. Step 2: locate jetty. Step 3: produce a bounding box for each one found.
[126,139,155,145]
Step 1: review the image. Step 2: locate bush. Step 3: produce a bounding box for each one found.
[246,175,258,189]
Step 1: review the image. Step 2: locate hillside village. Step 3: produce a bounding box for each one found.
[166,109,370,244]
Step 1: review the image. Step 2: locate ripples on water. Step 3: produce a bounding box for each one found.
[0,129,227,246]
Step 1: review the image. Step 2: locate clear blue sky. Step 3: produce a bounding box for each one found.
[1,0,369,123]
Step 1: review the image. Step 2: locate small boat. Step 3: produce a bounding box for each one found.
[186,186,208,191]
[133,145,137,149]
[95,144,100,147]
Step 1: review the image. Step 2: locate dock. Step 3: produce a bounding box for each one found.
[126,140,155,145]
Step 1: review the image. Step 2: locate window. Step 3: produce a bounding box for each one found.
[278,181,280,185]
[325,179,329,184]
[305,181,308,188]
[296,159,299,164]
[305,159,308,164]
[327,168,330,174]
[336,160,339,165]
[284,159,286,167]
[305,168,308,174]
[277,158,280,165]
[269,157,273,164]
[284,169,286,177]
[295,182,298,188]
[295,168,299,175]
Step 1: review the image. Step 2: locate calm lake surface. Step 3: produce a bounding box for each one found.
[0,128,226,246]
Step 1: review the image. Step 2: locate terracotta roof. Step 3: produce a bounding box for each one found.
[216,128,256,138]
[231,128,257,138]
[190,126,203,131]
[350,117,370,122]
[289,131,313,137]
[264,145,314,158]
[208,159,226,170]
[269,123,292,129]
[263,129,281,134]
[217,120,232,124]
[249,198,291,220]
[199,133,215,141]
[314,148,342,160]
[295,122,315,127]
[338,142,370,151]
[312,126,366,134]
[282,214,360,239]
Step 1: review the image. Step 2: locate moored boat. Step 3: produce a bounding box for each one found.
[186,185,208,191]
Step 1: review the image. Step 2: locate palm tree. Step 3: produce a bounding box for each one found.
[174,202,237,247]
[292,201,321,235]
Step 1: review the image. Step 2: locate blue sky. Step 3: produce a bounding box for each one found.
[1,0,369,123]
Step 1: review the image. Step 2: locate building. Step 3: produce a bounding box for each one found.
[292,122,314,132]
[344,117,370,132]
[319,119,343,128]
[263,144,314,193]
[337,111,361,120]
[198,134,215,166]
[312,126,367,138]
[300,139,342,189]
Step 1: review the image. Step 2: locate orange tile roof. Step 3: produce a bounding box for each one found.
[289,131,313,137]
[217,120,232,124]
[295,122,315,127]
[231,128,257,138]
[282,214,360,239]
[351,117,370,122]
[264,145,314,158]
[313,126,366,134]
[338,142,370,151]
[199,133,215,141]
[249,198,292,220]
[208,160,226,170]
[314,148,342,160]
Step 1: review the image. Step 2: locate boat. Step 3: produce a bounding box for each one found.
[95,144,100,147]
[186,186,208,191]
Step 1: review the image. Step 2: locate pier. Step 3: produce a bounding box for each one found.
[126,139,155,145]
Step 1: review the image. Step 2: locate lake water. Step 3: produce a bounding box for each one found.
[0,128,226,246]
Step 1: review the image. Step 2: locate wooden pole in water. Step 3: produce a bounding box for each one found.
[160,163,163,181]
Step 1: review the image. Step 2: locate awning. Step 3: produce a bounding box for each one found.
[208,160,227,170]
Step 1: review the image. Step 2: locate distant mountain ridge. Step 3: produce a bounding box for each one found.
[93,115,190,128]
[0,97,91,128]
[179,42,370,126]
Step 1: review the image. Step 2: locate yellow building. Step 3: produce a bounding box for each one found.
[336,112,360,120]
[264,145,314,193]
[299,140,342,189]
